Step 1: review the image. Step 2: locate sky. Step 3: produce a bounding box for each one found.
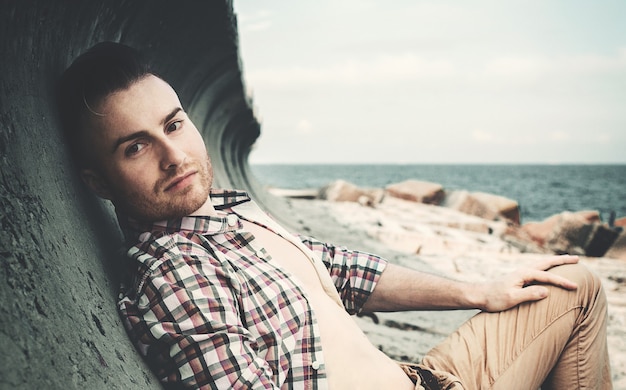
[233,1,626,164]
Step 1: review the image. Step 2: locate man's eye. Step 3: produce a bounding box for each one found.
[125,142,146,156]
[167,121,182,133]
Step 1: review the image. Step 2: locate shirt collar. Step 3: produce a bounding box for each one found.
[117,189,251,243]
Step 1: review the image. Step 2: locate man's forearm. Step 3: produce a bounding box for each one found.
[361,256,579,314]
[361,263,484,313]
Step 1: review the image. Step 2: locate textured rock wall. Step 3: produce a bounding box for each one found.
[0,0,264,387]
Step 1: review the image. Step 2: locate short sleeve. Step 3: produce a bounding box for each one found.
[297,235,388,314]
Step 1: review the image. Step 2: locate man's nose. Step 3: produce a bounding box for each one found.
[159,139,186,170]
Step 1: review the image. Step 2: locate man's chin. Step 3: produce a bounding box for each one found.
[120,193,210,222]
[161,196,210,220]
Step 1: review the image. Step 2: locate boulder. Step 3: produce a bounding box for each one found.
[385,180,445,205]
[604,231,626,260]
[519,218,559,247]
[614,216,626,228]
[585,224,621,257]
[318,180,384,206]
[443,190,520,225]
[522,211,600,246]
[521,211,618,257]
[576,210,603,224]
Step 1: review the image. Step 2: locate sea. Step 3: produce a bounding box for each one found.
[250,164,626,224]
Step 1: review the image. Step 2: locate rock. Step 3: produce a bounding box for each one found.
[385,180,445,205]
[501,225,552,254]
[614,217,626,228]
[521,211,618,257]
[318,180,384,206]
[443,190,520,224]
[522,212,586,246]
[605,231,626,260]
[518,219,557,248]
[576,210,603,224]
[585,224,621,257]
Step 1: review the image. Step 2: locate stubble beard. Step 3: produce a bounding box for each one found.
[117,157,213,222]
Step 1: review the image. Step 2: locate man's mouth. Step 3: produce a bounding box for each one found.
[164,171,197,192]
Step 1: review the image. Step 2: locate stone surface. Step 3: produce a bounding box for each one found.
[318,179,384,206]
[605,231,626,260]
[385,179,445,205]
[586,224,621,257]
[521,211,619,257]
[615,217,626,228]
[577,210,603,224]
[443,190,521,224]
[0,1,266,388]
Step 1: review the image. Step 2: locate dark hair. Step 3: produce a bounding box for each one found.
[57,42,153,167]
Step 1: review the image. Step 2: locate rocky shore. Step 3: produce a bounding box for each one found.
[273,179,626,387]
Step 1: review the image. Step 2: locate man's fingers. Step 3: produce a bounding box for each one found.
[533,255,579,271]
[523,269,578,290]
[515,285,549,303]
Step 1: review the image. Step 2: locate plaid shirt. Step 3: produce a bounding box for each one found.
[117,189,388,389]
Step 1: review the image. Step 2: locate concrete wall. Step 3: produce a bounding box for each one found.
[0,1,266,387]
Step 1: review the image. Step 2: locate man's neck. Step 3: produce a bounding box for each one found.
[189,195,220,217]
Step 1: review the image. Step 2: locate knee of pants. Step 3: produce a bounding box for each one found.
[547,263,606,310]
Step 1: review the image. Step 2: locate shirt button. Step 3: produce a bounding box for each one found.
[311,361,321,370]
[226,215,238,227]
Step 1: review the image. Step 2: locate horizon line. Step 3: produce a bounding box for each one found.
[249,161,626,166]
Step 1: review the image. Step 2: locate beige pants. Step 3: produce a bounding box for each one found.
[402,264,612,389]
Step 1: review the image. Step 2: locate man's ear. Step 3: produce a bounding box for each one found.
[80,169,113,200]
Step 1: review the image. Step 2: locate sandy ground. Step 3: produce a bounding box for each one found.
[280,195,626,388]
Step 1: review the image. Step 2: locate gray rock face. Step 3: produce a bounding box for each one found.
[0,1,264,387]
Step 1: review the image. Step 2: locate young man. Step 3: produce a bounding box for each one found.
[58,42,612,389]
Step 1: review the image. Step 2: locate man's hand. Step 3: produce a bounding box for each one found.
[474,255,579,313]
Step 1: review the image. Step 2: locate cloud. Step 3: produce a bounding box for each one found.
[567,47,626,74]
[470,129,541,147]
[550,131,570,141]
[238,9,273,32]
[295,119,314,134]
[595,133,611,144]
[246,53,456,87]
[243,21,272,32]
[246,47,626,94]
[471,130,495,143]
[481,47,626,80]
[484,57,550,77]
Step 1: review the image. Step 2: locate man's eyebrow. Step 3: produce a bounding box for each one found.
[162,107,183,126]
[111,107,183,153]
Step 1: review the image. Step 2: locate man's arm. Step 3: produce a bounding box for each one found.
[362,255,579,313]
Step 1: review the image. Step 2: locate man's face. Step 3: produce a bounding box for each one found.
[81,75,214,221]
